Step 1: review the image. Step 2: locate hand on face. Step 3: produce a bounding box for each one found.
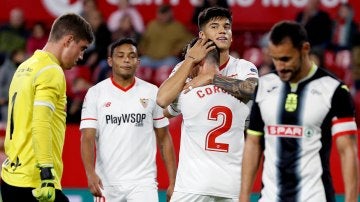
[185,38,216,64]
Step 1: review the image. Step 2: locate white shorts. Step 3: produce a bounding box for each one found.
[95,182,158,202]
[170,191,238,202]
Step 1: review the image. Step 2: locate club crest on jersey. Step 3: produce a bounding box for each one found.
[104,102,111,107]
[285,93,297,112]
[140,98,149,108]
[267,125,303,138]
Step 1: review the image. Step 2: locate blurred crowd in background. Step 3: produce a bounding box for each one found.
[0,0,360,126]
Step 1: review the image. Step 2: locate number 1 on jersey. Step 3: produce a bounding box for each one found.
[205,106,232,153]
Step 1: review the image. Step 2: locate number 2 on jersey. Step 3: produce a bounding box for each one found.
[205,106,232,153]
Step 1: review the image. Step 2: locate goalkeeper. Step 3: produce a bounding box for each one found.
[0,13,93,201]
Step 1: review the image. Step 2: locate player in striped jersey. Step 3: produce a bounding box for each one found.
[1,13,94,202]
[240,21,359,202]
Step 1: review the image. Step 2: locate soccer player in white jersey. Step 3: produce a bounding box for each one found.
[80,38,176,202]
[163,39,249,201]
[157,7,258,201]
[240,21,359,202]
[157,7,258,109]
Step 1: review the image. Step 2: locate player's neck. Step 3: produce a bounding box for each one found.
[219,51,230,66]
[112,76,135,88]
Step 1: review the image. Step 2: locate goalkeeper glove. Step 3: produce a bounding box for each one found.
[32,165,56,202]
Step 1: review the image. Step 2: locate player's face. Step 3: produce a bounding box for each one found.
[108,43,139,80]
[268,38,304,82]
[199,17,232,51]
[61,37,89,70]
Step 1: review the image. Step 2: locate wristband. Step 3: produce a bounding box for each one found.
[40,167,54,180]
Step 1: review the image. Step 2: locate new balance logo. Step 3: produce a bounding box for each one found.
[267,86,278,93]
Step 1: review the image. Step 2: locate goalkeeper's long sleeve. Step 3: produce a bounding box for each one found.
[32,104,54,165]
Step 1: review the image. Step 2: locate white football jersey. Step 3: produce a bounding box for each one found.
[175,84,248,198]
[247,66,357,202]
[170,56,258,197]
[80,77,169,186]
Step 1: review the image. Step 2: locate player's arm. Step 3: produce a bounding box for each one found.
[240,131,263,202]
[336,134,359,202]
[331,85,359,202]
[156,38,215,108]
[183,74,258,103]
[32,67,63,166]
[80,128,103,197]
[163,108,176,119]
[213,76,258,103]
[32,105,54,165]
[31,67,63,201]
[154,126,177,201]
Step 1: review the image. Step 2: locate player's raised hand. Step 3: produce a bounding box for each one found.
[185,38,216,64]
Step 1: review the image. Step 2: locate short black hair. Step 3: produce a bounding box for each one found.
[269,20,308,49]
[198,7,232,30]
[158,4,171,14]
[109,38,138,56]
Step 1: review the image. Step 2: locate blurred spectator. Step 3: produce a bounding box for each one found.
[92,45,112,84]
[0,48,26,128]
[26,21,48,56]
[330,3,359,51]
[309,49,324,68]
[80,0,98,18]
[92,59,112,84]
[0,8,29,56]
[111,13,142,42]
[257,32,274,76]
[65,65,93,123]
[191,0,229,25]
[348,33,360,92]
[295,0,332,52]
[83,9,112,70]
[350,33,360,125]
[107,0,145,34]
[138,4,193,70]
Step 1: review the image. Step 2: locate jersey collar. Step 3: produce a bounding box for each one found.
[111,77,136,92]
[35,50,60,66]
[219,56,230,71]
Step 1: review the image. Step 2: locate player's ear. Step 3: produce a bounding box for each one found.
[302,42,310,54]
[198,31,205,39]
[107,56,113,67]
[63,35,74,47]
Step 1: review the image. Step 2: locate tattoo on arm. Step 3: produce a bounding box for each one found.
[212,75,258,102]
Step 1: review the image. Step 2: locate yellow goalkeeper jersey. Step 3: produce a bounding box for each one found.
[1,50,67,189]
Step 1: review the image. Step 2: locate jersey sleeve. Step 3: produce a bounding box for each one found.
[168,61,183,78]
[80,87,98,129]
[331,84,357,137]
[247,87,265,136]
[33,65,64,109]
[32,65,64,165]
[153,88,169,128]
[236,60,259,81]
